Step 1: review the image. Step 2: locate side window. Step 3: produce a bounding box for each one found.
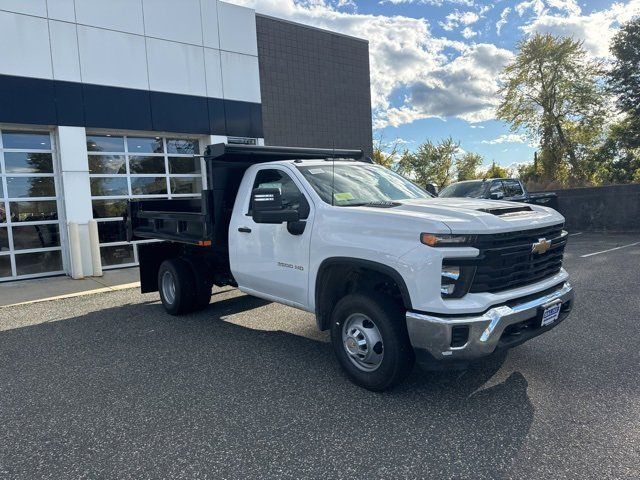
[250,169,310,218]
[489,181,505,196]
[503,180,524,197]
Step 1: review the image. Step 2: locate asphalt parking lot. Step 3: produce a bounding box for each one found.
[1,233,639,479]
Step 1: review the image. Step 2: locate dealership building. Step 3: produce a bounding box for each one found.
[0,0,372,282]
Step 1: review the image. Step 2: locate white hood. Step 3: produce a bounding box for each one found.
[391,197,564,234]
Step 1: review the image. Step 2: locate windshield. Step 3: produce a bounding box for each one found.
[297,163,430,206]
[439,181,488,198]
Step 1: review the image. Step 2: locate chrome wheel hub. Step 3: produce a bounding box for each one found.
[161,271,176,304]
[342,313,384,372]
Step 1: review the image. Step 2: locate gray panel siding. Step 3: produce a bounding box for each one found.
[256,15,373,155]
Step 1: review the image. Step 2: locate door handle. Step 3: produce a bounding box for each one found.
[238,227,252,233]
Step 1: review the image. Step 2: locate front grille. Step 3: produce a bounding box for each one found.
[465,223,567,293]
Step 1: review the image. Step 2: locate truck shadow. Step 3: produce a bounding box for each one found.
[0,294,533,479]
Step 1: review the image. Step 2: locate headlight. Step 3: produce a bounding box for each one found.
[420,233,474,247]
[441,266,460,296]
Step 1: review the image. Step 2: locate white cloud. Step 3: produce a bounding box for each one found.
[440,10,480,31]
[335,0,356,8]
[379,0,474,6]
[496,7,511,35]
[461,26,477,38]
[481,133,527,144]
[470,125,485,129]
[233,0,450,112]
[235,0,511,129]
[522,0,640,58]
[231,0,640,132]
[546,0,581,15]
[379,43,514,127]
[515,0,545,17]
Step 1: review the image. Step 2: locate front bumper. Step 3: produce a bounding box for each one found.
[406,282,574,365]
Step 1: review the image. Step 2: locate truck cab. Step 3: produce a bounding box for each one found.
[127,144,574,391]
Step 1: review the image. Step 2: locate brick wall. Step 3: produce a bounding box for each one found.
[256,15,373,155]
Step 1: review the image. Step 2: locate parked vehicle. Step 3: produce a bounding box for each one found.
[126,144,574,391]
[439,178,558,209]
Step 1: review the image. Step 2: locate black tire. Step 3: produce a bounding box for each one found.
[158,258,196,315]
[187,261,213,312]
[330,293,415,391]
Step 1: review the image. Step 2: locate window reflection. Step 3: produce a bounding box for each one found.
[4,152,53,173]
[90,178,128,197]
[15,250,62,275]
[127,137,164,154]
[97,221,127,243]
[129,156,165,174]
[131,177,166,195]
[10,201,58,222]
[2,131,51,150]
[12,224,60,250]
[86,135,125,152]
[170,177,202,194]
[166,139,199,154]
[0,255,10,277]
[169,157,200,174]
[6,177,56,198]
[100,244,134,266]
[0,228,8,251]
[88,155,126,174]
[92,200,127,219]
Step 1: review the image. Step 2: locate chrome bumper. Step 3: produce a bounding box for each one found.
[406,282,574,362]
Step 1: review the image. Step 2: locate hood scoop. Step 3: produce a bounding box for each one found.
[477,206,533,216]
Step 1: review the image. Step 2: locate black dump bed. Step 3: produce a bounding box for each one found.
[125,143,365,250]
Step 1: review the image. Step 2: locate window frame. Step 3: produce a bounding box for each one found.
[0,128,65,282]
[246,166,311,219]
[87,132,206,269]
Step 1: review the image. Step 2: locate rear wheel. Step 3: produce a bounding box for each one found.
[330,293,415,391]
[158,258,196,315]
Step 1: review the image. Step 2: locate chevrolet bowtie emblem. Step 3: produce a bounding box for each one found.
[532,238,551,254]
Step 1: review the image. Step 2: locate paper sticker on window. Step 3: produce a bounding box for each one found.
[309,168,325,174]
[333,192,354,202]
[259,182,281,190]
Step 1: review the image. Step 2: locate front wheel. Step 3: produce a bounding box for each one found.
[330,293,415,391]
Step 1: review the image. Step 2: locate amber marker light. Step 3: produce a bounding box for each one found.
[420,233,438,246]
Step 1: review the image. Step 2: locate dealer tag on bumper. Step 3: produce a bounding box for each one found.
[540,301,562,327]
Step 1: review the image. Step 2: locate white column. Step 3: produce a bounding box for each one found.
[57,126,95,278]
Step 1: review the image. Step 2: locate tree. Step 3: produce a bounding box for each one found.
[372,134,400,169]
[397,137,460,190]
[497,33,606,182]
[483,161,509,179]
[594,119,640,184]
[456,152,483,181]
[609,16,640,149]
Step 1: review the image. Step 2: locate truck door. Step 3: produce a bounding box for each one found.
[231,167,313,308]
[502,179,526,201]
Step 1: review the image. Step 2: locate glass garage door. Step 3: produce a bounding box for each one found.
[87,134,203,269]
[0,130,64,281]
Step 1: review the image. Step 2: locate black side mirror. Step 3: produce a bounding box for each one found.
[425,183,438,196]
[251,188,300,224]
[490,192,504,200]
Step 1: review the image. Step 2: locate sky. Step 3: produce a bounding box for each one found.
[231,0,640,168]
